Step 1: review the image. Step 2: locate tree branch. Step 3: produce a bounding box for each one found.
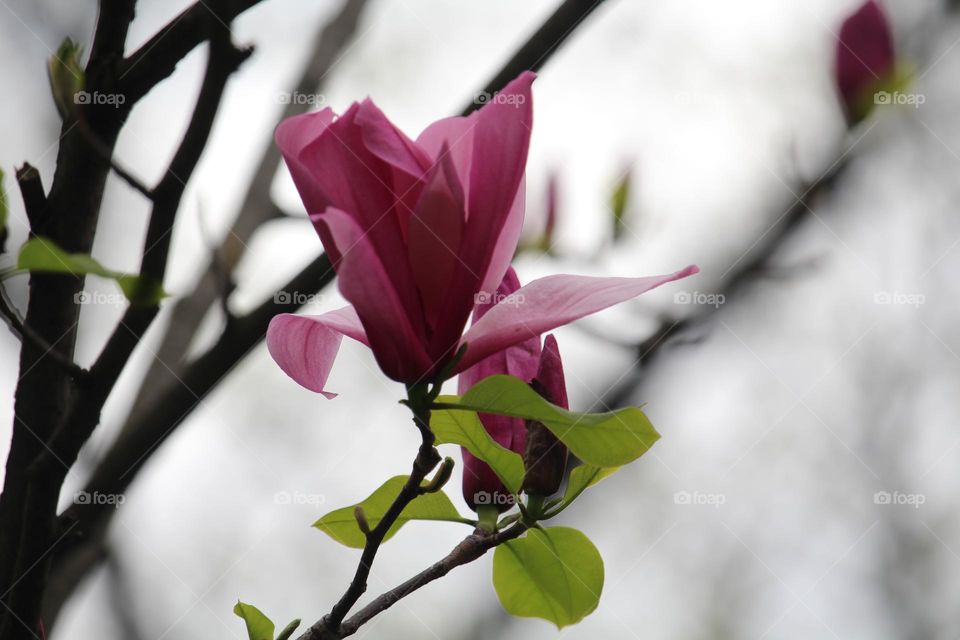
[0,285,86,379]
[120,0,266,102]
[0,1,138,635]
[124,0,371,441]
[301,523,528,640]
[461,0,610,116]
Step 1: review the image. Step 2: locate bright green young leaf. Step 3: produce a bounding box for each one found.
[542,465,621,518]
[314,475,471,548]
[276,619,301,640]
[431,408,524,494]
[48,37,85,120]
[493,526,604,628]
[562,465,620,505]
[233,601,274,640]
[17,236,165,305]
[437,375,659,468]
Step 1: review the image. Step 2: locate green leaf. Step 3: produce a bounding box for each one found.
[493,526,604,628]
[17,236,165,305]
[313,475,470,548]
[47,37,85,120]
[437,375,659,468]
[563,465,620,504]
[276,619,301,640]
[431,408,524,494]
[541,465,620,518]
[233,601,274,640]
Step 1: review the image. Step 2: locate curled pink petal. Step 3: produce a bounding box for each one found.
[266,307,368,398]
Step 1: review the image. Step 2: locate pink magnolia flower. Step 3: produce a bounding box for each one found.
[835,0,894,122]
[267,72,698,397]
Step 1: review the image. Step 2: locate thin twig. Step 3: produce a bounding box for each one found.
[322,397,442,633]
[75,119,153,200]
[0,286,85,378]
[300,523,528,640]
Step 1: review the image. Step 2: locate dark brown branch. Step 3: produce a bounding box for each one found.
[27,16,250,633]
[76,120,153,200]
[0,2,137,636]
[461,0,610,116]
[15,163,47,232]
[120,0,265,102]
[0,286,86,379]
[301,523,528,640]
[323,401,442,633]
[45,253,334,623]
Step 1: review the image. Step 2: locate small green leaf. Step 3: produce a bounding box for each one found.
[17,236,165,305]
[48,37,85,120]
[431,408,525,494]
[314,476,470,548]
[437,375,659,468]
[541,464,620,518]
[276,619,301,640]
[564,465,619,503]
[493,526,604,628]
[233,601,274,640]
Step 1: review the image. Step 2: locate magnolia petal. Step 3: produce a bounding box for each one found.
[356,98,432,179]
[301,106,426,332]
[416,114,477,191]
[266,307,368,398]
[275,108,337,214]
[456,265,700,373]
[316,207,434,383]
[457,267,540,393]
[407,145,466,329]
[428,72,536,357]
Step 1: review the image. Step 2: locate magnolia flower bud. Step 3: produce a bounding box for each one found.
[521,336,569,497]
